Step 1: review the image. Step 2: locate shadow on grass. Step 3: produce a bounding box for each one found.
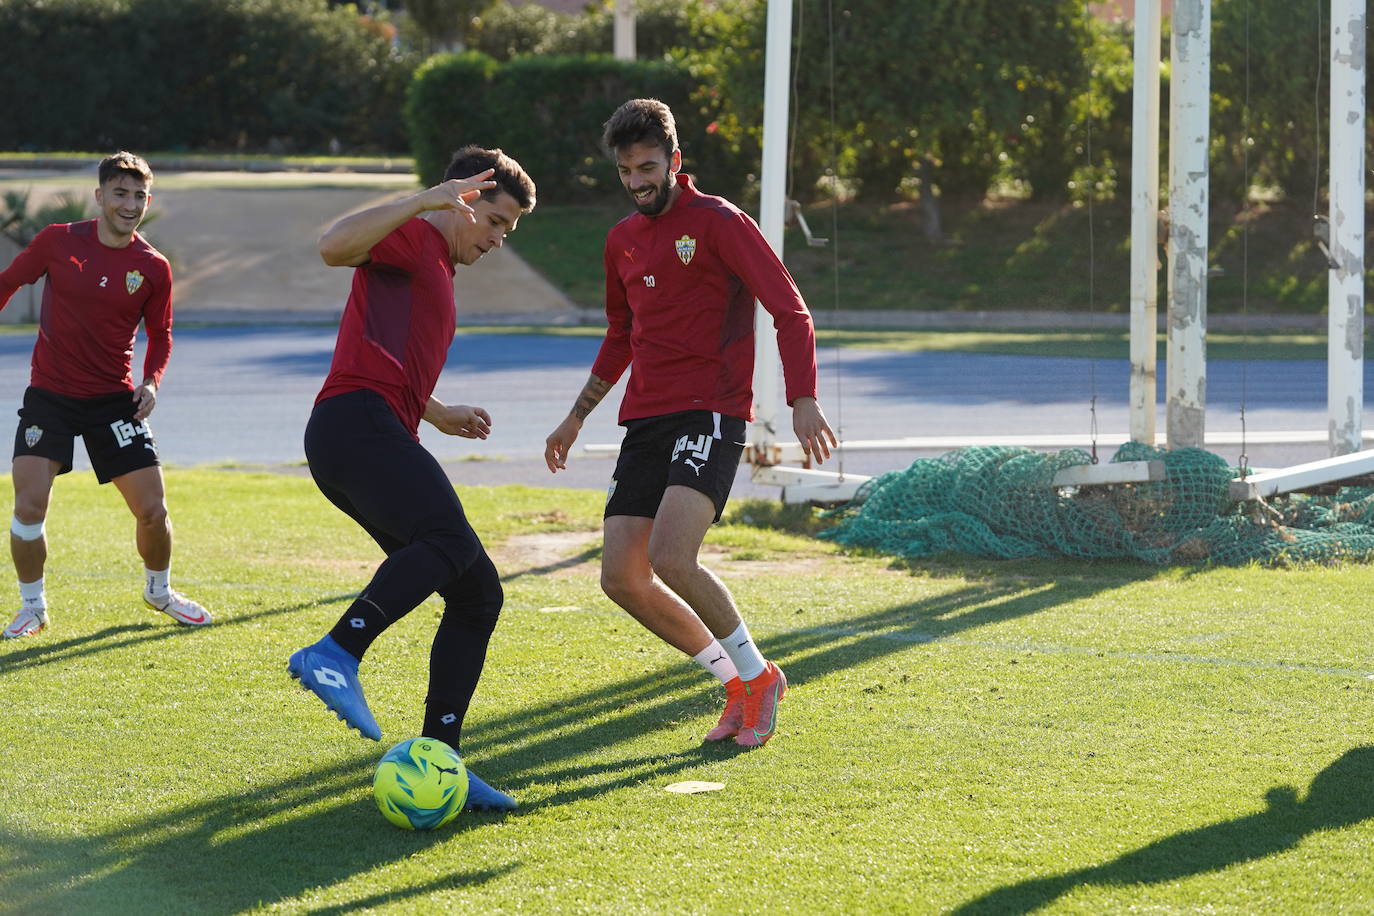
[0,562,1145,910]
[0,755,518,915]
[499,543,603,581]
[950,745,1374,914]
[463,566,1151,804]
[304,867,521,916]
[0,593,357,675]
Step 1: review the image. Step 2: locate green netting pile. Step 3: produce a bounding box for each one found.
[818,442,1374,566]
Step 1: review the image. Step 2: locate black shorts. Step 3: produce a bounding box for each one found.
[13,386,160,484]
[606,410,746,522]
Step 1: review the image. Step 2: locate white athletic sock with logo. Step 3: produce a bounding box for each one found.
[145,567,170,599]
[692,640,740,684]
[721,622,766,682]
[18,578,45,609]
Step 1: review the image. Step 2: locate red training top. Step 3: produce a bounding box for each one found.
[316,218,457,437]
[592,174,818,423]
[0,220,173,397]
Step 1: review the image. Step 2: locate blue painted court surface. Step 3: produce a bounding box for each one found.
[0,326,1360,494]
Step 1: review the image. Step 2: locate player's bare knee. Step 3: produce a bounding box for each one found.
[645,547,698,590]
[601,568,646,605]
[132,501,169,529]
[599,570,627,602]
[11,500,47,527]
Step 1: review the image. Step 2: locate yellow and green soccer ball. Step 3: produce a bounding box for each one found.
[373,737,469,830]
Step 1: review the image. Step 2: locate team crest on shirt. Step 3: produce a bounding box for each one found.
[125,270,145,295]
[675,235,697,266]
[23,425,41,448]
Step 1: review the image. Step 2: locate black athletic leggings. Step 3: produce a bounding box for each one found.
[304,389,503,750]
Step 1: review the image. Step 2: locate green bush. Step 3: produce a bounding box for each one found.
[405,52,746,202]
[469,0,705,63]
[0,0,415,154]
[0,0,121,150]
[466,1,560,60]
[404,52,503,187]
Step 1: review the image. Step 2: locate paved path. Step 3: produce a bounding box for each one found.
[0,169,579,324]
[0,326,1356,499]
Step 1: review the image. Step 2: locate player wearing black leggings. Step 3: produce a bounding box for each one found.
[286,146,535,812]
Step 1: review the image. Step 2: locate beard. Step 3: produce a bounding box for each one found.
[629,175,674,216]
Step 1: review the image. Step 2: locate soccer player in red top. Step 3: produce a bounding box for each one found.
[0,151,211,639]
[287,146,535,811]
[544,99,837,747]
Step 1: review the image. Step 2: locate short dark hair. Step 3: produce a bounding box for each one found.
[444,145,536,213]
[602,98,678,161]
[98,151,153,187]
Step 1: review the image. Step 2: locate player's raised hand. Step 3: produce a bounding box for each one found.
[792,396,837,466]
[544,415,582,473]
[419,171,497,223]
[320,169,498,267]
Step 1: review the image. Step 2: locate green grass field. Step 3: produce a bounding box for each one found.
[1,470,1371,914]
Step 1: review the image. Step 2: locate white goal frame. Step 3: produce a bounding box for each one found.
[748,0,1368,504]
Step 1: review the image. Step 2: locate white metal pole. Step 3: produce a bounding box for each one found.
[1129,0,1162,446]
[1326,0,1366,455]
[751,0,792,464]
[613,0,636,61]
[1166,0,1211,450]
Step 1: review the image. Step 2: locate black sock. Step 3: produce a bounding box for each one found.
[327,594,392,660]
[422,698,467,752]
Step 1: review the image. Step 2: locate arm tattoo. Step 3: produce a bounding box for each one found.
[572,375,612,421]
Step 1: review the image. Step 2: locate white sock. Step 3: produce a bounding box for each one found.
[145,567,170,597]
[721,621,766,681]
[692,640,740,684]
[18,578,44,609]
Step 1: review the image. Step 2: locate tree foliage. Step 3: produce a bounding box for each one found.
[405,52,735,201]
[1209,0,1347,208]
[4,0,1362,216]
[468,0,709,62]
[691,0,1101,207]
[405,0,495,51]
[0,0,415,154]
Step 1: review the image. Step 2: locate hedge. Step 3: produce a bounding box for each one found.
[0,0,414,154]
[404,52,748,203]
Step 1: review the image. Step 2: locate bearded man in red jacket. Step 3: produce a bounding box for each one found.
[545,99,837,748]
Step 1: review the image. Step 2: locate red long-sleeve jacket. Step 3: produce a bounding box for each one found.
[592,174,818,423]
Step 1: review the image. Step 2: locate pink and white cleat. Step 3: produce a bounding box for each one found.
[2,606,48,639]
[144,590,212,626]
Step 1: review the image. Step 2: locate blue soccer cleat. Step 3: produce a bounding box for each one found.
[287,635,381,741]
[464,769,517,812]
